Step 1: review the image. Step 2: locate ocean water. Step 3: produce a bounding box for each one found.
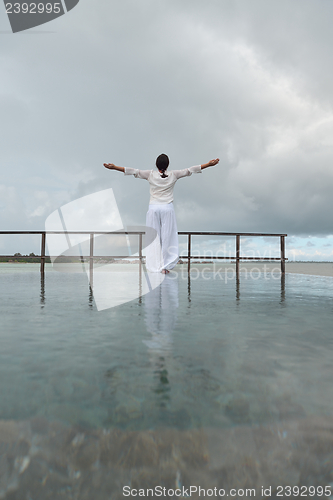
[1,263,333,498]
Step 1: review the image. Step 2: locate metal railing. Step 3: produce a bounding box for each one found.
[0,231,287,276]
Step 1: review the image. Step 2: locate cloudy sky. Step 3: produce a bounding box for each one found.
[1,0,333,260]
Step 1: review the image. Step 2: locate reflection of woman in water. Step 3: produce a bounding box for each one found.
[142,273,179,352]
[142,273,179,409]
[104,154,219,273]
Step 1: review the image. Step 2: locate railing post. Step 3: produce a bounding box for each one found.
[280,235,285,274]
[89,233,94,286]
[139,233,143,302]
[236,235,240,277]
[40,232,46,275]
[139,233,143,263]
[187,234,191,273]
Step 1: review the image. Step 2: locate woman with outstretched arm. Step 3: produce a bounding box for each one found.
[104,154,219,274]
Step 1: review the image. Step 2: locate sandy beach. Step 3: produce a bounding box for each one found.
[284,262,333,277]
[249,261,333,278]
[180,262,333,278]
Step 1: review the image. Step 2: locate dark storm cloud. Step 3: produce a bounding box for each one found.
[0,0,333,248]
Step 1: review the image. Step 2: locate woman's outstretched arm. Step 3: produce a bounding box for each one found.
[104,163,124,173]
[174,158,220,180]
[201,158,220,169]
[104,163,150,180]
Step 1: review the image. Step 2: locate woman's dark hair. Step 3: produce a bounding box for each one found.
[156,153,169,178]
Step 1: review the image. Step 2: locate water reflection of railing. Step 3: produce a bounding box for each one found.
[38,268,286,309]
[186,273,286,305]
[0,230,287,276]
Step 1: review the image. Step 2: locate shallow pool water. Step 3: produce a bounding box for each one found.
[1,264,333,430]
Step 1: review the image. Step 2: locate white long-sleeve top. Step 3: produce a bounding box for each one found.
[124,165,202,204]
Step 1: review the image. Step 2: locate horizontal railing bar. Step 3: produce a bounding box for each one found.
[0,231,146,235]
[178,232,288,237]
[181,257,288,261]
[0,256,144,259]
[51,256,145,259]
[0,231,288,237]
[1,255,288,261]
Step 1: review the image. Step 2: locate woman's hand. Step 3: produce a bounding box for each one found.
[104,163,125,173]
[201,158,220,169]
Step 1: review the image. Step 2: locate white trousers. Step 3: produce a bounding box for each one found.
[145,203,179,273]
